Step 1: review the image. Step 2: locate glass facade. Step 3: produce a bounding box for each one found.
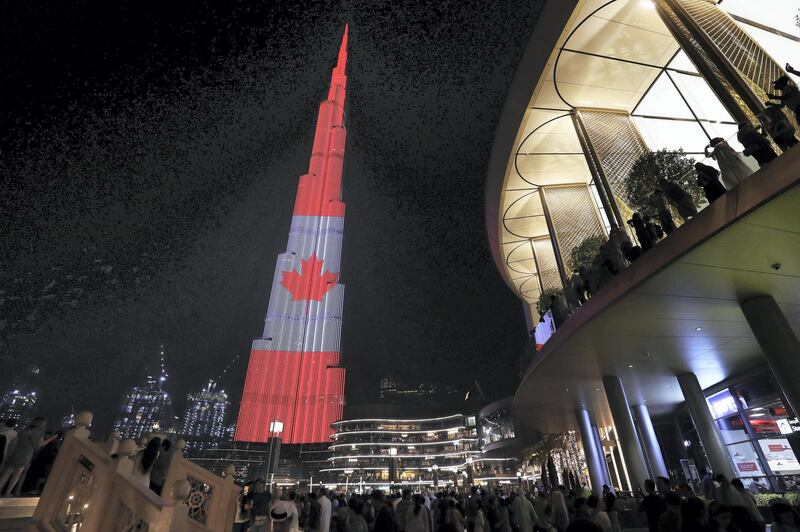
[706,374,800,492]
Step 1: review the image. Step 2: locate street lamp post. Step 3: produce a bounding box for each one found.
[266,420,284,491]
[389,447,398,484]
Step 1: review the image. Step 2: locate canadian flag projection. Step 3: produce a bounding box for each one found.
[235,25,349,444]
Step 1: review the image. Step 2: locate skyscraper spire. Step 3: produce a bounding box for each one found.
[235,24,350,445]
[336,23,348,74]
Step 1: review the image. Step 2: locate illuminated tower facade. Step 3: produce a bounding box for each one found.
[235,25,349,444]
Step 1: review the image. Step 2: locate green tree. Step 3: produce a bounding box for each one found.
[569,235,606,272]
[624,149,704,218]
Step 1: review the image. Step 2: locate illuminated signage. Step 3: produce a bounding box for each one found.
[707,389,738,419]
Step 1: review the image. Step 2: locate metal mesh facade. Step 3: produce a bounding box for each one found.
[542,185,605,273]
[532,238,562,293]
[677,0,782,99]
[575,110,648,211]
[658,0,797,135]
[656,0,759,125]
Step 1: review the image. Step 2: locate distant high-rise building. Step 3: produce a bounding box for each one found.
[379,375,460,403]
[0,390,37,427]
[181,380,229,453]
[114,346,176,440]
[0,365,40,427]
[60,408,76,430]
[235,25,349,445]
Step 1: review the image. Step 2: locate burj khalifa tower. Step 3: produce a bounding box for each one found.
[235,25,349,445]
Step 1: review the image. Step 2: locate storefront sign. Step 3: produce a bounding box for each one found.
[758,438,800,474]
[737,462,758,472]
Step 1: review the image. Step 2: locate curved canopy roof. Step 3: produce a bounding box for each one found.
[495,0,684,306]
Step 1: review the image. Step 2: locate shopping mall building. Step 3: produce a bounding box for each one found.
[486,0,800,494]
[320,413,522,490]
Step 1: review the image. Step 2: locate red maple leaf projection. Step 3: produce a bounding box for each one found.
[280,253,338,301]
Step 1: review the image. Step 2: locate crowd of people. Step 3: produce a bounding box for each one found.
[230,473,800,532]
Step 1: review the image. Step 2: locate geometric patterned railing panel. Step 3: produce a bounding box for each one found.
[117,502,151,532]
[575,109,649,211]
[542,185,605,273]
[185,476,213,525]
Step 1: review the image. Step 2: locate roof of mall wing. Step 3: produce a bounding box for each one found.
[486,0,690,306]
[513,147,800,434]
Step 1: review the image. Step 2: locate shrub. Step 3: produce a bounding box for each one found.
[536,287,563,316]
[570,235,606,272]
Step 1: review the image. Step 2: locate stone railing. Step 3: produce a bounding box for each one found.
[24,412,239,531]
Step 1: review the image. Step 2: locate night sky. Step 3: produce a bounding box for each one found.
[1,1,542,432]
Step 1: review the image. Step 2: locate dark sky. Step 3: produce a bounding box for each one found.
[1,0,542,431]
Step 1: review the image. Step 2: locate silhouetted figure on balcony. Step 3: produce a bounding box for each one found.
[567,270,587,310]
[578,265,593,299]
[737,122,777,166]
[628,213,653,251]
[550,293,570,328]
[694,162,727,204]
[602,236,627,275]
[768,74,800,121]
[652,195,677,235]
[644,215,663,242]
[705,138,757,190]
[610,226,640,262]
[589,254,614,293]
[760,102,797,152]
[659,178,697,221]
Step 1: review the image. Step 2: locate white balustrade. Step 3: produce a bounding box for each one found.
[24,412,239,532]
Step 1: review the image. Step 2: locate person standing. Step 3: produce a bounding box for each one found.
[705,138,758,190]
[511,492,536,532]
[234,483,253,532]
[149,439,175,495]
[639,479,666,532]
[396,490,414,532]
[0,417,56,496]
[320,487,333,532]
[347,498,370,532]
[737,122,777,166]
[0,420,18,469]
[250,479,272,532]
[656,492,681,532]
[375,496,399,532]
[587,495,612,532]
[131,438,161,488]
[307,492,323,532]
[695,163,727,204]
[532,492,550,532]
[406,495,432,532]
[730,478,764,531]
[701,469,716,501]
[473,500,489,532]
[549,491,569,532]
